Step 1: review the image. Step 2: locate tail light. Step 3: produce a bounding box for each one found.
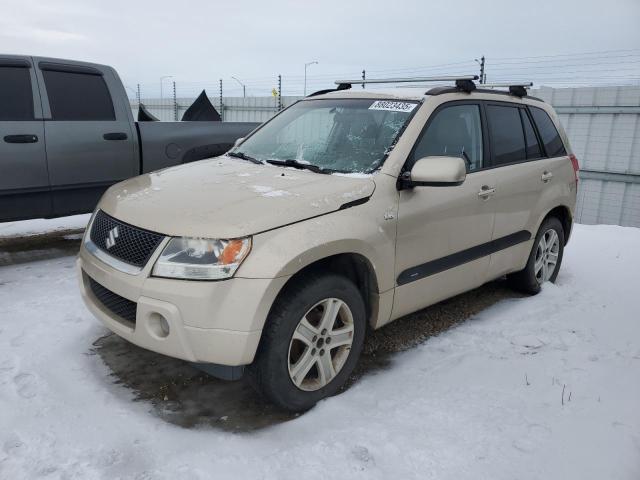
[569,154,579,184]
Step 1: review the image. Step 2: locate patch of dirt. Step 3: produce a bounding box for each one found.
[92,279,522,432]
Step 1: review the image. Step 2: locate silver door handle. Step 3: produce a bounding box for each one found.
[541,171,553,182]
[478,186,496,198]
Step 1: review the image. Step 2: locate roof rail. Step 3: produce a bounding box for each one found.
[477,82,533,88]
[477,82,533,98]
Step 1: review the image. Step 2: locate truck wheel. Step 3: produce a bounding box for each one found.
[507,216,565,294]
[247,273,366,412]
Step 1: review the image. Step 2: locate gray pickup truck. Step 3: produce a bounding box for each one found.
[0,55,259,222]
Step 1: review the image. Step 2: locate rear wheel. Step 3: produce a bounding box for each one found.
[247,273,366,411]
[507,216,565,294]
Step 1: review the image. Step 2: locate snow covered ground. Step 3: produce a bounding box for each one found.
[0,224,638,479]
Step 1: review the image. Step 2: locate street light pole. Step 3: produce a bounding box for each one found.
[231,76,246,98]
[304,61,318,96]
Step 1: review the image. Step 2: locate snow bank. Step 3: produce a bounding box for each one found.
[0,224,638,479]
[0,214,91,239]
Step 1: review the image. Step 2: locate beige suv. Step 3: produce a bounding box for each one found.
[77,77,579,411]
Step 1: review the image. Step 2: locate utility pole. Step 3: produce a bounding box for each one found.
[361,69,366,89]
[479,56,486,84]
[277,75,282,110]
[219,79,223,121]
[172,81,178,121]
[136,83,141,105]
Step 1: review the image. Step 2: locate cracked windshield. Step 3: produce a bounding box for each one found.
[233,98,419,173]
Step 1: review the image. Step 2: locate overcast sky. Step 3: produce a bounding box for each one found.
[2,0,640,96]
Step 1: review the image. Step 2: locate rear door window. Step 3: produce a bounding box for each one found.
[529,107,566,157]
[520,109,542,159]
[486,104,526,166]
[0,67,34,121]
[42,70,115,121]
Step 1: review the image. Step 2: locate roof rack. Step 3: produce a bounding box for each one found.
[334,75,479,92]
[334,75,478,86]
[326,76,534,98]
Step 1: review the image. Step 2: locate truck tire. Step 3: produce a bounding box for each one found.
[507,216,565,294]
[247,273,366,412]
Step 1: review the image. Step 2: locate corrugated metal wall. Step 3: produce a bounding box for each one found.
[131,86,640,228]
[533,86,640,227]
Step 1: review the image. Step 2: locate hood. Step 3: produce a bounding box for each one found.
[99,156,376,238]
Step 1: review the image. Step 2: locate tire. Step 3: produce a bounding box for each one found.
[247,273,366,412]
[507,216,565,295]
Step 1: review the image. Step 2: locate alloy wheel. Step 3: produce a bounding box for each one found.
[287,298,355,391]
[534,228,560,284]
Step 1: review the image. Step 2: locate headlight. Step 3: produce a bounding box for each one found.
[152,237,251,280]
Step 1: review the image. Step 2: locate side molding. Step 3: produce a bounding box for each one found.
[397,230,531,285]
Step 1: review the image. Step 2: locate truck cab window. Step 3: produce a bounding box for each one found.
[42,70,115,121]
[0,67,34,121]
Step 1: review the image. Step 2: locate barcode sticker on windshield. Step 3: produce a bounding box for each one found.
[369,101,417,113]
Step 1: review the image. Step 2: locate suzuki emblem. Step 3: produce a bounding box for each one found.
[105,226,119,249]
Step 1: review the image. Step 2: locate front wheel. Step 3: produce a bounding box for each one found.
[507,216,565,294]
[247,273,366,412]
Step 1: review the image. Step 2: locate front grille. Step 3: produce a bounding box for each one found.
[90,210,164,267]
[88,276,137,324]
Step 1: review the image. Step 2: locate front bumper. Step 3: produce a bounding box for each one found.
[77,243,288,366]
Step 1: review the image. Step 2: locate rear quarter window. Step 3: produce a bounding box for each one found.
[42,70,115,121]
[530,106,566,157]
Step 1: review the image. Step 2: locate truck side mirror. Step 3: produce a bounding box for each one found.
[402,156,466,188]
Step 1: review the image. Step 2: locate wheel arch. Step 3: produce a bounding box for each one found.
[268,252,381,331]
[541,204,573,245]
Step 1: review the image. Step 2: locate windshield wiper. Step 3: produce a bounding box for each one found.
[227,151,263,164]
[265,159,333,174]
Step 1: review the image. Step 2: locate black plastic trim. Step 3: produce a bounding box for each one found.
[425,86,544,102]
[253,196,371,236]
[38,62,103,76]
[339,196,370,210]
[0,58,31,68]
[397,230,531,285]
[4,134,38,143]
[192,362,245,381]
[103,132,128,141]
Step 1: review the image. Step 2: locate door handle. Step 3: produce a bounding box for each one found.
[103,132,128,141]
[478,185,496,198]
[541,171,553,182]
[4,134,38,143]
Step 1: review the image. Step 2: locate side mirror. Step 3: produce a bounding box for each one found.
[233,137,245,148]
[402,156,466,188]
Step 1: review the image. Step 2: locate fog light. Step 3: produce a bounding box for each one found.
[148,312,170,339]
